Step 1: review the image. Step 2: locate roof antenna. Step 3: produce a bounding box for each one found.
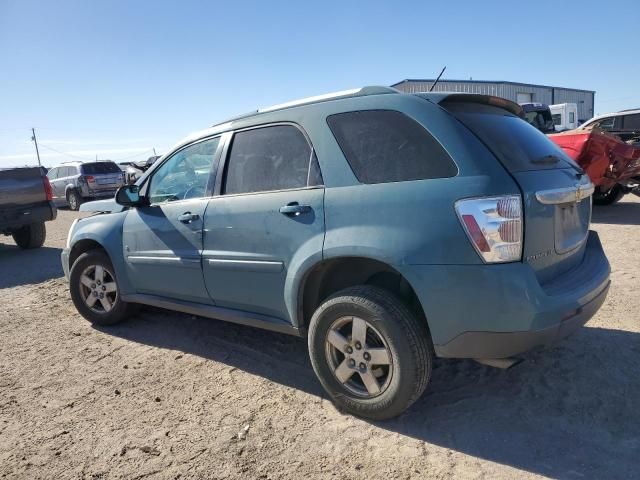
[429,66,447,92]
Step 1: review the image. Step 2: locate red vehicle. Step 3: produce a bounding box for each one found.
[549,127,640,204]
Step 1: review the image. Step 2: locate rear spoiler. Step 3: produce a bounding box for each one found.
[417,93,524,118]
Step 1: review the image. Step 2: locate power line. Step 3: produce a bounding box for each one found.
[112,149,154,162]
[38,143,93,161]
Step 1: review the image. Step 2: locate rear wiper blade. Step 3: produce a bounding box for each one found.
[532,154,560,164]
[533,154,586,176]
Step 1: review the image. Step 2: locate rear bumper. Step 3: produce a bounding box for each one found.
[81,188,119,199]
[0,201,57,232]
[399,230,610,359]
[434,279,609,358]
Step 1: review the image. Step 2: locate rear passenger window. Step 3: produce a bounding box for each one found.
[223,125,317,195]
[327,110,457,184]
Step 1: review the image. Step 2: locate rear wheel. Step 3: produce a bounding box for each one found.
[67,190,82,210]
[12,222,46,249]
[308,285,433,420]
[69,250,133,325]
[593,184,625,205]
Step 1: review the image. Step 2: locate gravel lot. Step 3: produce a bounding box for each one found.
[1,198,639,479]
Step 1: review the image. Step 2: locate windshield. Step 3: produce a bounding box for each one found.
[523,109,555,133]
[444,102,581,173]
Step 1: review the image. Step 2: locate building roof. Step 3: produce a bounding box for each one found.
[391,79,595,94]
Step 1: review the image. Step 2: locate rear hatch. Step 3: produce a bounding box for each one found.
[81,162,124,191]
[441,98,592,284]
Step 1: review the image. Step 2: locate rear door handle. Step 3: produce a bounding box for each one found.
[279,202,311,216]
[178,212,200,223]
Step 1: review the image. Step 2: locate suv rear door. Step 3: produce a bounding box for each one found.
[442,100,592,284]
[202,124,325,323]
[52,166,72,200]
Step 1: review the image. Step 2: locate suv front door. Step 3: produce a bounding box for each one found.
[122,136,222,303]
[202,124,325,323]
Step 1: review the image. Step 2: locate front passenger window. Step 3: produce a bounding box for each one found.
[148,137,220,204]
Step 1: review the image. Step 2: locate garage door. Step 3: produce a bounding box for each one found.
[516,92,533,104]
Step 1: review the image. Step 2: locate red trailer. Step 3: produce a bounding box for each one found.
[549,127,640,204]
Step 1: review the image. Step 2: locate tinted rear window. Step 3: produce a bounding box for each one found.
[81,162,121,174]
[327,110,457,184]
[444,102,579,172]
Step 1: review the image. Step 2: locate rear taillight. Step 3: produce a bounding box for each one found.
[43,176,53,201]
[455,195,522,263]
[85,175,95,183]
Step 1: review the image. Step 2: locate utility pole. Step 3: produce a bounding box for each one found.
[153,147,157,156]
[31,128,42,167]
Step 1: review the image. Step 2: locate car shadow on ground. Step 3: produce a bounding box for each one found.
[592,199,640,225]
[0,243,63,288]
[102,310,639,479]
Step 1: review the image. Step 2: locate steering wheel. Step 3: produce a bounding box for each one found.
[183,184,205,199]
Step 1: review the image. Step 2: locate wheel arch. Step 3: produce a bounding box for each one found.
[65,183,79,197]
[296,256,429,333]
[67,211,133,295]
[69,238,106,268]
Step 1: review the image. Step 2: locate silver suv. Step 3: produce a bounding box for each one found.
[46,161,125,210]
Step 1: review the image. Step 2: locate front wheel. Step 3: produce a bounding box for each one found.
[308,286,433,420]
[593,184,625,205]
[69,249,133,325]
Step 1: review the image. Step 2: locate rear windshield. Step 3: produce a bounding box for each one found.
[81,162,122,174]
[327,110,457,184]
[444,102,580,172]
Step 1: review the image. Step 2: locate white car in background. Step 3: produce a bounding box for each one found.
[581,108,640,144]
[550,103,579,131]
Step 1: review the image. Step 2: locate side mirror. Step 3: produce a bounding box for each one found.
[115,184,142,207]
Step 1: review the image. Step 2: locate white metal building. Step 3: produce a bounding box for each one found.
[392,79,595,123]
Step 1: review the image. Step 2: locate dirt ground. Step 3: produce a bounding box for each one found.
[1,198,639,480]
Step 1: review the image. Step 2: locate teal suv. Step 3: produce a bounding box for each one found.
[62,87,610,419]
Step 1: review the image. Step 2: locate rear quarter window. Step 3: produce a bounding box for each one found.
[326,110,457,184]
[444,102,579,172]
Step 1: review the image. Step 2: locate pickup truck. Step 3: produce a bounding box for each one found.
[0,166,57,248]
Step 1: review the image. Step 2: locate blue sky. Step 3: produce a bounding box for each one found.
[1,0,638,168]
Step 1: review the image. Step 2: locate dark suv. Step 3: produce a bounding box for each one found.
[47,161,125,210]
[62,87,610,419]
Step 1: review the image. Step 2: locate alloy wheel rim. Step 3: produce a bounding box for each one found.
[69,195,77,209]
[79,264,118,313]
[324,316,393,398]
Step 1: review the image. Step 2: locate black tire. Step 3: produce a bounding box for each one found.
[308,285,433,420]
[593,184,625,205]
[69,249,132,326]
[11,222,46,249]
[67,189,82,210]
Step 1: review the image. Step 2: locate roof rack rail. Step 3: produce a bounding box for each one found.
[210,86,398,128]
[257,86,398,113]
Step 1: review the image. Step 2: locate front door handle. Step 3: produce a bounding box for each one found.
[178,212,200,224]
[279,202,311,216]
